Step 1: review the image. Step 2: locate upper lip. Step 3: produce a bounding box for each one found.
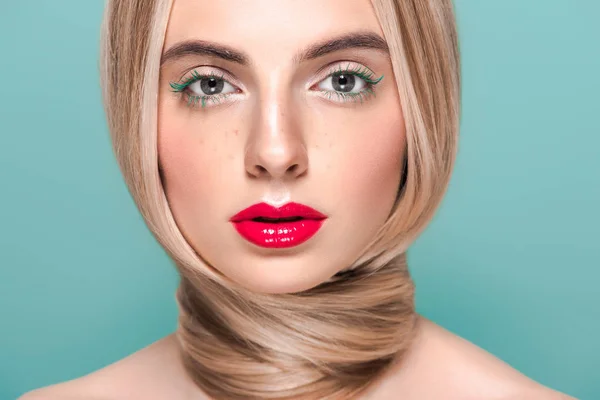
[230,202,327,222]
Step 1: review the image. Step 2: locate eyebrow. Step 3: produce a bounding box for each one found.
[160,31,389,67]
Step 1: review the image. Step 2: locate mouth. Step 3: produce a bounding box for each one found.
[230,202,327,223]
[251,216,305,223]
[230,202,327,249]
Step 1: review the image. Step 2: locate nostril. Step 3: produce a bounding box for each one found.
[249,163,303,178]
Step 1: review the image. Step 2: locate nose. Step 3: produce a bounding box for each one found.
[244,95,308,181]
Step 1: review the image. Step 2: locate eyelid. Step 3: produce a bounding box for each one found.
[174,62,378,93]
[169,62,381,109]
[174,66,244,92]
[307,61,379,89]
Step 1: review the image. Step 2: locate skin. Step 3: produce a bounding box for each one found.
[19,0,577,399]
[20,318,574,400]
[157,0,405,294]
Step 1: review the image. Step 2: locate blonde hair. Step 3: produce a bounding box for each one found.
[100,0,460,398]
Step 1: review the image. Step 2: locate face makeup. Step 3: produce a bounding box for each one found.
[158,0,407,293]
[230,202,327,248]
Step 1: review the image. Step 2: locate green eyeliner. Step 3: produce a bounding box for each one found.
[332,63,384,85]
[169,64,384,109]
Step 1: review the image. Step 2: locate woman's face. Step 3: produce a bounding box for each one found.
[158,0,406,294]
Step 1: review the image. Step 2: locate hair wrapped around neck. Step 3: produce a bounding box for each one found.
[175,252,417,400]
[99,0,460,398]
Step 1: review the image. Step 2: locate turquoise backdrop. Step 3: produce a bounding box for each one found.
[1,1,598,399]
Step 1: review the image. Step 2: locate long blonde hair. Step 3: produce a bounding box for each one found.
[100,0,460,398]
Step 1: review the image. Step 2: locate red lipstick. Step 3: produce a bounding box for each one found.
[230,202,327,248]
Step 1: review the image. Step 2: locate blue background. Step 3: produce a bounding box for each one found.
[1,1,598,399]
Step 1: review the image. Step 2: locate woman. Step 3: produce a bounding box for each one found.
[21,0,575,399]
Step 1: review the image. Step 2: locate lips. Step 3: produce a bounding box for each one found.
[230,202,327,248]
[231,202,327,222]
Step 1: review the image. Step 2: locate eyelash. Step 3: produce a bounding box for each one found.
[168,63,384,109]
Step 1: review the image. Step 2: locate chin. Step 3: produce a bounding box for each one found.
[222,256,337,294]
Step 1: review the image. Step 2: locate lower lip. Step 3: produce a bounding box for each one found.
[232,219,325,248]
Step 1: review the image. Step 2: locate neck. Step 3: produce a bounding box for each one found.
[174,253,417,400]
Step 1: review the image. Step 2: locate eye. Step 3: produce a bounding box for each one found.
[317,72,367,94]
[187,75,236,97]
[169,69,242,109]
[311,64,384,104]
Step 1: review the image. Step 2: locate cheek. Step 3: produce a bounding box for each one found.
[332,107,406,214]
[159,130,202,201]
[157,108,218,216]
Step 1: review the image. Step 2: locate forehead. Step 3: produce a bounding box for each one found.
[164,0,383,55]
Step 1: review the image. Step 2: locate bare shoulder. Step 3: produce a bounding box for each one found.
[18,322,577,400]
[18,333,195,400]
[390,316,578,400]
